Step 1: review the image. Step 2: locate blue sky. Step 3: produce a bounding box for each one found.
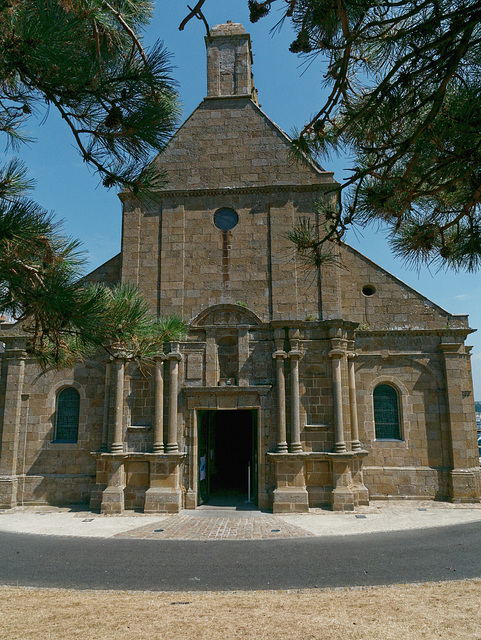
[17,1,481,397]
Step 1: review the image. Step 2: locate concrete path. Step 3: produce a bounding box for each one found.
[1,500,481,540]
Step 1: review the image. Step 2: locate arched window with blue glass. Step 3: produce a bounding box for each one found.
[55,387,80,442]
[373,383,402,440]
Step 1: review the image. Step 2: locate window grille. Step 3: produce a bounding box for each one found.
[55,387,80,442]
[373,384,401,440]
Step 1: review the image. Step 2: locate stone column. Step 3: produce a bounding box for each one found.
[111,358,125,453]
[100,360,111,452]
[273,350,288,453]
[330,349,347,453]
[0,336,27,508]
[440,339,480,502]
[348,352,361,451]
[166,346,183,453]
[153,356,165,453]
[288,330,303,453]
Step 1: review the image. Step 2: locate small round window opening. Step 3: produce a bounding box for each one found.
[214,208,239,231]
[362,285,376,297]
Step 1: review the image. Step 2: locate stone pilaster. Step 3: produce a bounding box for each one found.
[100,456,125,514]
[166,344,182,453]
[440,339,480,503]
[153,356,165,453]
[0,336,27,508]
[330,455,355,511]
[205,328,218,386]
[238,327,250,386]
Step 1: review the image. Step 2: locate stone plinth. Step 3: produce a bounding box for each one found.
[269,453,310,513]
[144,453,187,514]
[92,452,187,514]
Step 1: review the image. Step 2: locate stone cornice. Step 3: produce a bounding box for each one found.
[119,182,336,203]
[356,327,474,337]
[267,450,368,460]
[182,385,272,395]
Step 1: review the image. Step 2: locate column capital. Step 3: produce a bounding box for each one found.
[2,335,28,359]
[288,349,303,360]
[110,343,133,360]
[166,351,183,362]
[439,342,463,354]
[3,347,27,360]
[272,350,287,360]
[329,349,345,359]
[347,351,357,360]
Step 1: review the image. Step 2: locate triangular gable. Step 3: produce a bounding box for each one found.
[152,98,335,192]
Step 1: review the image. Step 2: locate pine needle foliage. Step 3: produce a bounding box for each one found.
[0,1,185,367]
[0,0,180,194]
[198,0,481,272]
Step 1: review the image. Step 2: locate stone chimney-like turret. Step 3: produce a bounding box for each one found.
[205,21,258,103]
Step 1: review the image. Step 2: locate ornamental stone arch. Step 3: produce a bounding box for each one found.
[190,303,264,328]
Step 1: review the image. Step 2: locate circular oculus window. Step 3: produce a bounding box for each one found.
[362,285,376,297]
[214,208,239,231]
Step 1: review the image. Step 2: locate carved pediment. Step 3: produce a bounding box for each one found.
[191,304,263,327]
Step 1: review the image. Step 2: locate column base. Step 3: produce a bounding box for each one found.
[184,488,196,510]
[289,443,303,454]
[351,484,369,506]
[144,488,182,514]
[100,486,125,514]
[449,469,481,503]
[110,443,124,453]
[0,476,18,509]
[272,487,309,513]
[165,443,179,453]
[89,483,107,511]
[331,486,355,511]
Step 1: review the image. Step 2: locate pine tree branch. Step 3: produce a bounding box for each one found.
[179,1,211,39]
[101,1,149,66]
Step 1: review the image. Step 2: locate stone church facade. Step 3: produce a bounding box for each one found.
[1,22,480,513]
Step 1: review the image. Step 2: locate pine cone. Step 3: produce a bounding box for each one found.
[248,1,271,23]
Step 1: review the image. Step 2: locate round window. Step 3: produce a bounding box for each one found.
[362,285,376,297]
[214,208,239,231]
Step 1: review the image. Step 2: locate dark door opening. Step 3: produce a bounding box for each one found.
[198,409,257,506]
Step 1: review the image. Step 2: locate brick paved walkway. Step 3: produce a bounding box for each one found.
[117,514,314,540]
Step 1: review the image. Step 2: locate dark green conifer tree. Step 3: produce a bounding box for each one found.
[0,1,183,365]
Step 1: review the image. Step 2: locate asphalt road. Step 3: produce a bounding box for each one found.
[1,522,480,591]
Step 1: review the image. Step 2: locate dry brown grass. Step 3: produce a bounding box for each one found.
[1,580,481,640]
